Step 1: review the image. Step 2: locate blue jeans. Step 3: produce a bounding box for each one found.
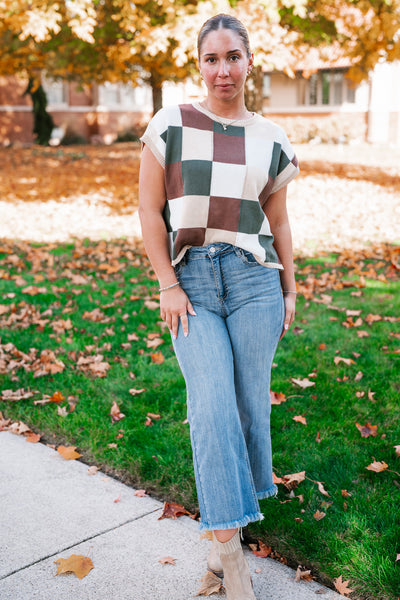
[172,244,284,531]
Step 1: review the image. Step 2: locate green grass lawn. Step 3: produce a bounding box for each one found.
[1,238,399,600]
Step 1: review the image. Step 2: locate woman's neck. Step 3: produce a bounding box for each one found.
[201,97,249,120]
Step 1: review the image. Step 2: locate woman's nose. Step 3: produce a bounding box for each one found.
[218,60,229,76]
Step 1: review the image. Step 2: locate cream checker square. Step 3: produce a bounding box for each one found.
[210,163,247,199]
[181,127,213,162]
[168,196,210,230]
[245,137,274,172]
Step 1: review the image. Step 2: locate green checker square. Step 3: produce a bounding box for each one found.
[165,127,182,165]
[258,234,279,263]
[269,141,281,179]
[162,202,173,233]
[181,160,212,196]
[238,199,265,234]
[213,122,245,137]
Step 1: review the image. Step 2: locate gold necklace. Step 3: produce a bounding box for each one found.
[201,102,253,130]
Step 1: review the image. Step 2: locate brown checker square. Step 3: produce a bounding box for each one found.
[180,104,213,131]
[213,131,246,165]
[165,161,183,200]
[258,176,274,207]
[207,196,241,231]
[174,227,206,256]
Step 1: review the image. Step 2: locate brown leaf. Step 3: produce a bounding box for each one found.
[134,489,149,497]
[250,541,272,558]
[394,445,400,458]
[365,313,382,325]
[54,554,94,580]
[57,446,82,460]
[366,460,388,472]
[25,432,41,443]
[293,415,307,425]
[281,471,306,490]
[355,422,378,438]
[147,412,161,420]
[87,466,99,476]
[334,575,353,596]
[110,401,125,423]
[334,356,355,366]
[313,510,326,521]
[341,490,352,497]
[196,570,224,596]
[295,566,313,582]
[354,371,363,382]
[158,501,196,520]
[270,390,286,405]
[317,482,330,497]
[1,388,36,401]
[129,387,146,396]
[151,351,165,364]
[159,556,177,565]
[291,377,315,389]
[144,300,159,311]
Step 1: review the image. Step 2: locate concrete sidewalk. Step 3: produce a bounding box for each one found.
[0,431,343,600]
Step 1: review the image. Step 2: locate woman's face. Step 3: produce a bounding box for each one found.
[198,28,253,104]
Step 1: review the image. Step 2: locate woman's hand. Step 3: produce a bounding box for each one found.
[280,293,296,339]
[160,286,196,339]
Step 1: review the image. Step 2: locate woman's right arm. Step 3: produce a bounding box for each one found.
[138,145,195,338]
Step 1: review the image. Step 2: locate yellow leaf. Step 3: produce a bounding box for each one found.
[293,415,307,425]
[54,554,94,580]
[57,445,82,460]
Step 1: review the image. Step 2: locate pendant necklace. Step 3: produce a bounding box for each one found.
[201,102,253,130]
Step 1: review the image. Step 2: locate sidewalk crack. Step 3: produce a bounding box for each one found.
[0,506,161,581]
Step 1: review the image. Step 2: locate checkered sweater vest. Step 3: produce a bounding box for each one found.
[140,102,299,268]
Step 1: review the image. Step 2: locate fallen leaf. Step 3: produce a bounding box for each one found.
[291,378,315,388]
[295,566,313,582]
[158,501,196,520]
[281,471,306,490]
[334,356,355,366]
[159,556,177,565]
[365,313,382,325]
[334,575,353,596]
[341,490,352,497]
[151,351,165,364]
[354,371,363,382]
[25,432,41,443]
[394,445,400,458]
[134,489,149,497]
[250,541,272,558]
[114,494,121,503]
[196,570,223,596]
[129,388,146,396]
[270,390,286,405]
[147,412,161,420]
[144,300,159,310]
[355,422,378,438]
[1,388,36,401]
[88,466,99,475]
[317,482,330,497]
[54,554,94,580]
[110,401,125,423]
[293,415,307,425]
[366,460,388,472]
[313,510,326,521]
[57,445,82,460]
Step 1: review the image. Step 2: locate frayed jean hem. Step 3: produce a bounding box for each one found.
[198,511,265,532]
[256,484,278,500]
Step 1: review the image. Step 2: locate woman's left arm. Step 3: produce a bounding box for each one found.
[263,185,296,338]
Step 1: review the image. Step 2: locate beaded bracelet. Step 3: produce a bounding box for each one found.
[283,290,297,294]
[159,282,180,292]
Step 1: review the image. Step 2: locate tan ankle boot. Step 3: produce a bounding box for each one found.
[214,531,256,600]
[207,532,223,578]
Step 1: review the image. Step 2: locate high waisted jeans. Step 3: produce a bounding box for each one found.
[172,243,284,531]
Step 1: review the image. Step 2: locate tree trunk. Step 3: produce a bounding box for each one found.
[244,65,264,114]
[23,77,54,145]
[150,75,163,115]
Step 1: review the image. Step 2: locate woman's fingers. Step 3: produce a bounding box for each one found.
[160,289,196,339]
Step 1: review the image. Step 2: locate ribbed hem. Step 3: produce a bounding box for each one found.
[214,531,241,555]
[256,484,278,500]
[198,511,265,532]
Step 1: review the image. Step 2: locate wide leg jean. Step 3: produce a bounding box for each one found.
[172,243,284,531]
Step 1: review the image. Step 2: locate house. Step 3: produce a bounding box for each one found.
[1,59,399,146]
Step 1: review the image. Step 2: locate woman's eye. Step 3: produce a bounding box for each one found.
[206,57,216,63]
[229,55,239,61]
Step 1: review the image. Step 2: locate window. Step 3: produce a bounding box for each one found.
[333,72,343,105]
[42,77,67,106]
[321,72,330,104]
[309,73,318,105]
[263,74,271,98]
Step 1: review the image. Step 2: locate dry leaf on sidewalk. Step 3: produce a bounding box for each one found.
[57,445,82,460]
[54,554,94,579]
[196,570,224,596]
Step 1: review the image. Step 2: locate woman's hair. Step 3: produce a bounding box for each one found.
[197,14,252,59]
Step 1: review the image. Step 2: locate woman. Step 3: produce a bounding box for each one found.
[139,13,299,600]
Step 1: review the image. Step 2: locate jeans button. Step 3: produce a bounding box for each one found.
[210,246,216,253]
